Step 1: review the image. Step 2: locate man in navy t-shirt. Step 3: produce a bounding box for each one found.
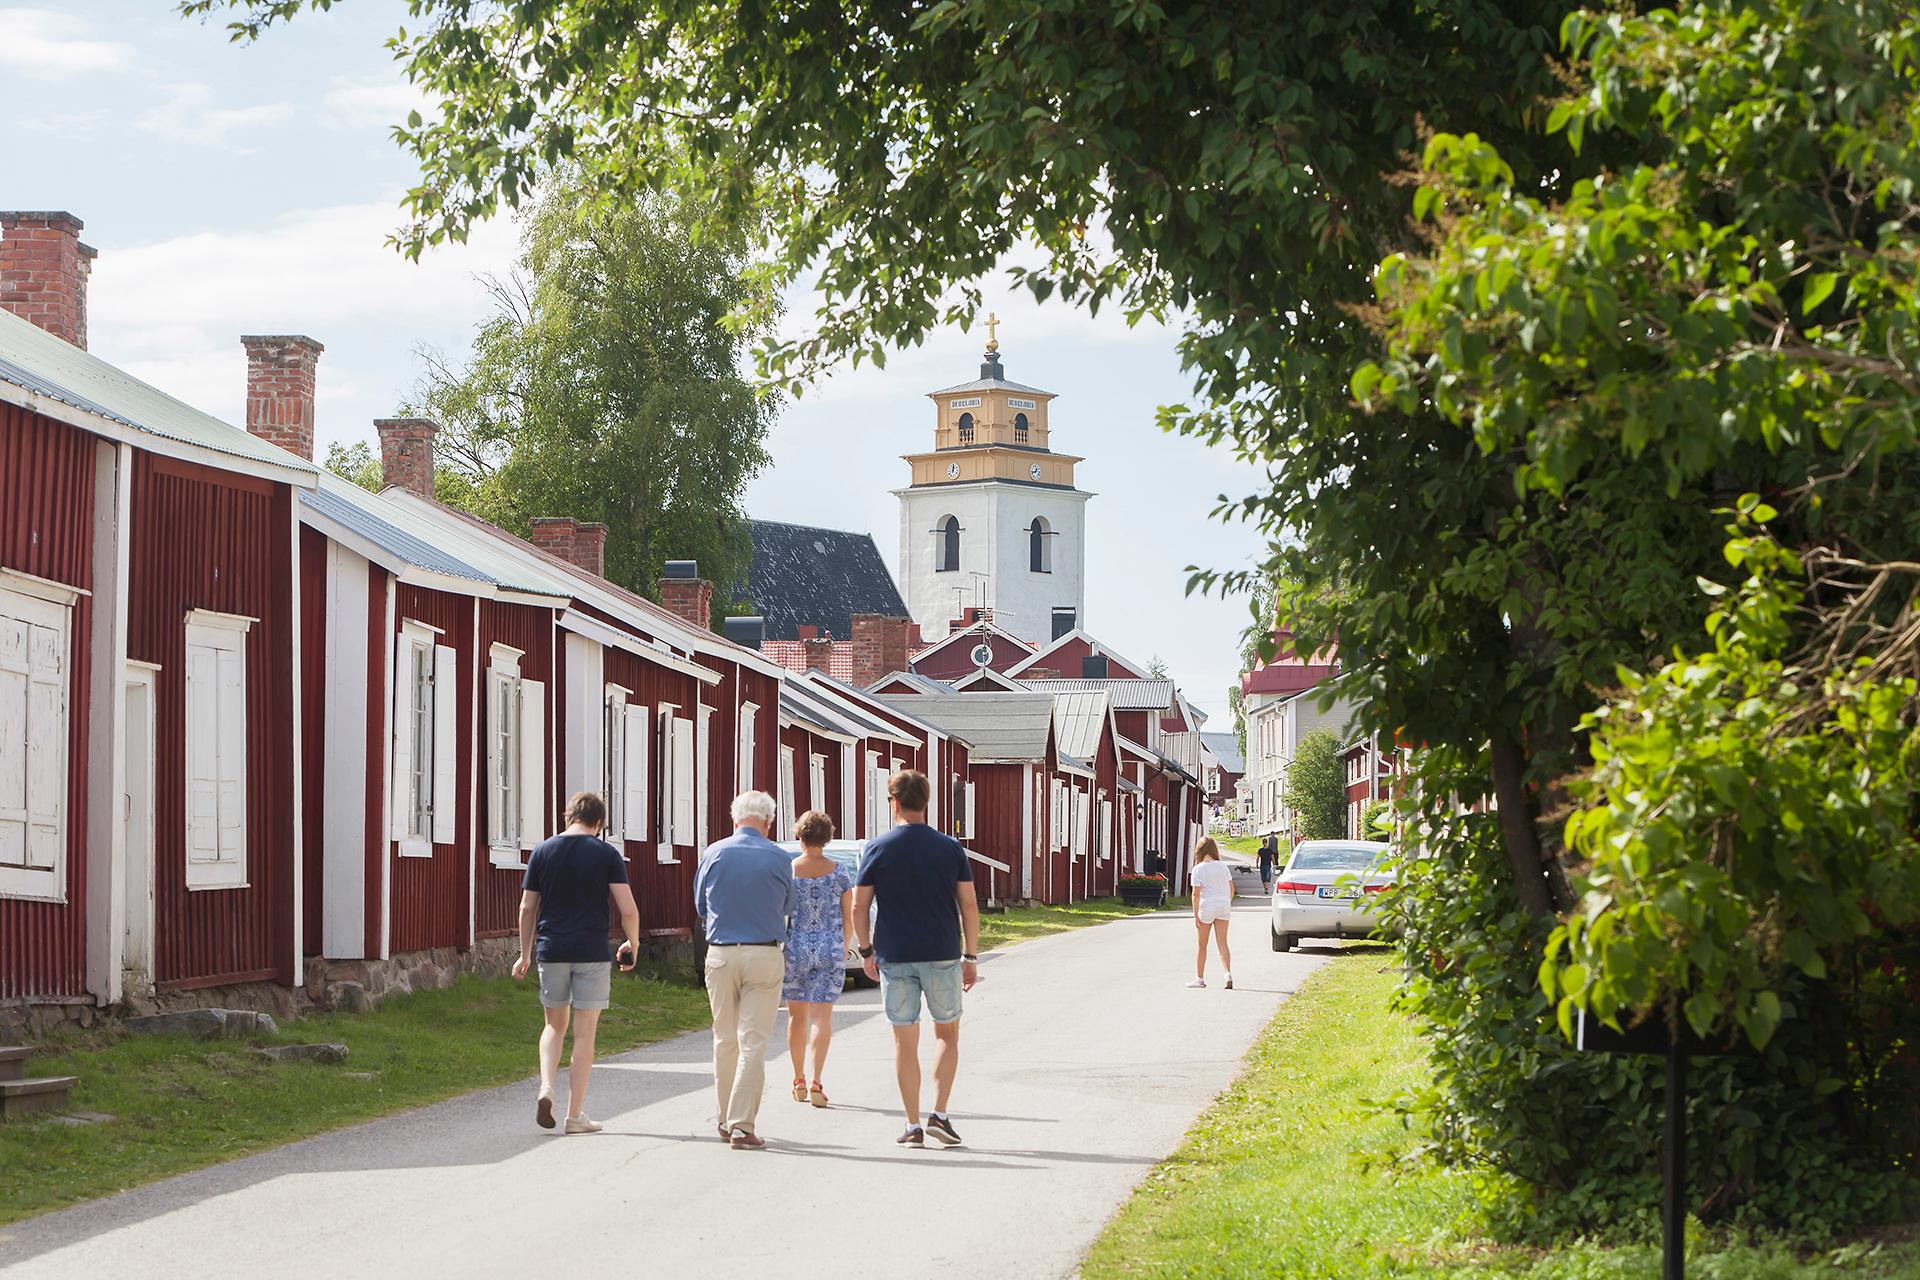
[512,791,639,1135]
[853,769,980,1149]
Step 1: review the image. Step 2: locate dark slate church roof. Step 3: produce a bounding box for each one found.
[739,519,909,642]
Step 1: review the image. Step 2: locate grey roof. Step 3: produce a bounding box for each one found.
[930,374,1053,397]
[1019,678,1175,710]
[739,519,907,642]
[875,691,1054,763]
[873,670,955,695]
[780,679,865,740]
[301,476,491,585]
[1200,731,1244,775]
[0,308,316,476]
[1051,690,1114,762]
[796,673,921,746]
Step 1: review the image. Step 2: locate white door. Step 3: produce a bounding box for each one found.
[121,666,157,992]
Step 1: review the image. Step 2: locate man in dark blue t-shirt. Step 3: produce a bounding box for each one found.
[853,769,980,1149]
[513,791,639,1135]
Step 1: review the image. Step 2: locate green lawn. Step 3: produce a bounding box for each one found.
[0,974,711,1227]
[1083,952,1920,1279]
[1218,833,1263,858]
[977,895,1159,952]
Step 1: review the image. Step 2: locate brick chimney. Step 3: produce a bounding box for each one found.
[850,614,911,689]
[0,212,95,348]
[659,560,715,631]
[529,517,577,560]
[241,335,323,461]
[802,636,835,673]
[374,417,438,499]
[529,517,609,578]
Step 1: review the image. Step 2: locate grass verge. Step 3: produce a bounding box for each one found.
[0,974,711,1227]
[977,896,1160,952]
[1081,951,1920,1279]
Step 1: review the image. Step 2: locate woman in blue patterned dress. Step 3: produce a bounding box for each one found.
[784,810,855,1107]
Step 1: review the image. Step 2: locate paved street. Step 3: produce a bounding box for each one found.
[2,900,1325,1280]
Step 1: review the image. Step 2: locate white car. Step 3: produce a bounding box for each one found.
[777,838,877,986]
[1270,839,1394,951]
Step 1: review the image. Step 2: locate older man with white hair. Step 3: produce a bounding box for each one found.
[693,789,796,1150]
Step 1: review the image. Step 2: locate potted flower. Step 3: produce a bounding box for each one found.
[1119,872,1168,907]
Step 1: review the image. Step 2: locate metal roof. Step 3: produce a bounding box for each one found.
[876,691,1054,763]
[871,670,955,695]
[0,307,316,478]
[797,673,927,746]
[1019,678,1175,710]
[779,679,862,741]
[1006,627,1154,680]
[1200,731,1244,775]
[301,475,494,586]
[358,488,579,600]
[929,374,1053,396]
[1051,689,1113,762]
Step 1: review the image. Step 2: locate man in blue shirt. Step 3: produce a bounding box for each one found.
[512,791,639,1135]
[693,789,796,1150]
[853,769,980,1148]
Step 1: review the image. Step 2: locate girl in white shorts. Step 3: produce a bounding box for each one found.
[1188,837,1234,989]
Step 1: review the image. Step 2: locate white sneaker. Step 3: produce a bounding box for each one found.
[564,1115,603,1135]
[1186,978,1206,988]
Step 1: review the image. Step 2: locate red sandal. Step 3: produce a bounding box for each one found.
[809,1080,829,1108]
[791,1076,808,1103]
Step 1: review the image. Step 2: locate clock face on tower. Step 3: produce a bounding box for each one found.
[1030,463,1043,480]
[947,462,960,479]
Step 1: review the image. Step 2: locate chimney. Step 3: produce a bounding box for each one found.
[1082,654,1110,679]
[241,335,324,461]
[802,636,835,672]
[797,624,818,642]
[374,417,438,499]
[529,517,578,562]
[1051,607,1077,642]
[722,615,765,650]
[850,614,911,690]
[572,522,607,577]
[0,212,94,348]
[659,559,715,631]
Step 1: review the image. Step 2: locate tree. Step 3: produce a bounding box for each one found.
[395,174,780,618]
[1284,730,1345,841]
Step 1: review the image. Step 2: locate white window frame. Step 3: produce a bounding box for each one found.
[393,620,454,858]
[603,685,630,842]
[697,703,714,852]
[486,643,526,868]
[0,575,80,902]
[737,700,759,794]
[809,753,827,816]
[184,608,254,891]
[777,745,796,841]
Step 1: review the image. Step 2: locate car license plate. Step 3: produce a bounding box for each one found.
[1316,886,1356,900]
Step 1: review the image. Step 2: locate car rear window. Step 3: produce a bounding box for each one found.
[1288,845,1381,872]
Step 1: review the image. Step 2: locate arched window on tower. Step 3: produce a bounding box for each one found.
[957,412,975,445]
[936,515,961,572]
[1014,412,1030,445]
[1029,516,1052,573]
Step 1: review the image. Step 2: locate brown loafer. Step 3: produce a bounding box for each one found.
[717,1123,732,1141]
[729,1129,766,1150]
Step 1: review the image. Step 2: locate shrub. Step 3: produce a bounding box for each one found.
[1285,730,1346,841]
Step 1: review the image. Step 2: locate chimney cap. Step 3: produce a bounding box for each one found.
[374,416,440,431]
[722,615,766,648]
[0,210,83,230]
[241,333,325,352]
[662,559,700,580]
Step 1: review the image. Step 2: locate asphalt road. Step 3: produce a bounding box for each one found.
[1,899,1327,1279]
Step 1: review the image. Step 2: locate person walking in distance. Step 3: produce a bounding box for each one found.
[1256,834,1277,897]
[852,770,980,1149]
[784,810,856,1108]
[1188,836,1234,989]
[512,791,640,1134]
[694,790,796,1151]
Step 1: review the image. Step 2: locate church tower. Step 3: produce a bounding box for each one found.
[895,319,1091,646]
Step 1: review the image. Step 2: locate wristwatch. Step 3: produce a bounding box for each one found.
[857,944,875,959]
[962,953,978,962]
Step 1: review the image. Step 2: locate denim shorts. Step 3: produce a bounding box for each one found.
[538,961,611,1010]
[879,959,964,1027]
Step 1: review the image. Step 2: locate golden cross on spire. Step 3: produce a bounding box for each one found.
[984,311,1000,353]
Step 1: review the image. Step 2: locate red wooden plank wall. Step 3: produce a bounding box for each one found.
[473,599,555,937]
[602,642,703,934]
[0,403,95,999]
[389,583,475,953]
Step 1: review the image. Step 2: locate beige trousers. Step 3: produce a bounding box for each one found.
[705,945,786,1134]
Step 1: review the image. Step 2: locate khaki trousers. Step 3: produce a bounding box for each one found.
[705,944,785,1134]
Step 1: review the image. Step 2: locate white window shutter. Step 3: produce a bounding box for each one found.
[186,642,220,862]
[656,709,674,847]
[216,646,247,863]
[0,618,29,869]
[624,704,648,847]
[518,677,545,850]
[965,783,976,846]
[431,644,457,844]
[809,755,825,814]
[696,707,712,851]
[777,747,796,840]
[486,671,508,849]
[673,715,696,846]
[388,643,415,842]
[737,705,756,793]
[23,621,65,870]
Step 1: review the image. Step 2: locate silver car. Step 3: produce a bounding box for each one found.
[1270,839,1393,951]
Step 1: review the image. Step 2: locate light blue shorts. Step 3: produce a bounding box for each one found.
[538,961,611,1010]
[879,959,964,1027]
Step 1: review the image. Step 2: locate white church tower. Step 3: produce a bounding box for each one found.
[895,319,1091,646]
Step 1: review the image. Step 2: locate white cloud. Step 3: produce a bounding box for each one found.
[322,73,432,130]
[0,8,134,79]
[136,82,296,149]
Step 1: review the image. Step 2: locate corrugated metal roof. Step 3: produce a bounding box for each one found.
[300,475,493,585]
[1200,731,1244,774]
[876,691,1054,762]
[1051,689,1113,761]
[797,673,923,745]
[360,488,577,600]
[779,680,859,739]
[1020,678,1175,710]
[0,308,316,476]
[874,670,955,695]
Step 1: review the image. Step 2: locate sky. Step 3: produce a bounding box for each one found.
[0,2,1267,725]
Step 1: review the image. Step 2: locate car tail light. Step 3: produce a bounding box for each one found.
[1363,884,1390,894]
[1273,881,1318,893]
